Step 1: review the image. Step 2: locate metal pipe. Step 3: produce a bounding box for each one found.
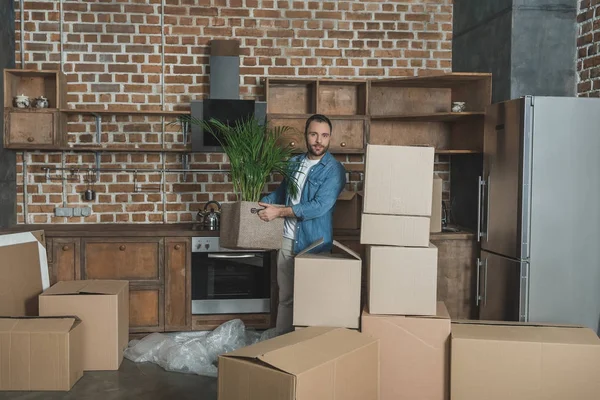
[61,151,66,207]
[40,166,231,173]
[59,0,63,69]
[22,152,28,223]
[20,0,24,68]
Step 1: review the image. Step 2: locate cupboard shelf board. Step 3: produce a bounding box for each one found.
[370,112,485,122]
[58,145,190,153]
[267,113,368,120]
[61,108,190,116]
[435,150,481,155]
[371,73,492,88]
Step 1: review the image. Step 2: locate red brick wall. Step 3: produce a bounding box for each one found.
[14,0,453,224]
[578,0,600,96]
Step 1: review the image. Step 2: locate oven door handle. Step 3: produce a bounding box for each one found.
[207,254,256,259]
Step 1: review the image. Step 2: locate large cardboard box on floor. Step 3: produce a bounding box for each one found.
[0,230,50,316]
[0,317,83,391]
[430,174,443,233]
[333,191,362,230]
[451,321,600,400]
[360,213,430,246]
[361,302,451,400]
[218,327,379,400]
[293,239,362,329]
[363,144,435,216]
[367,244,438,316]
[39,280,129,371]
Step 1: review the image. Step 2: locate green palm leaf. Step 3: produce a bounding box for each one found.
[176,115,301,202]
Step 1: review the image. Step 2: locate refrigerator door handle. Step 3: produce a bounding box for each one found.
[485,176,490,241]
[476,258,481,306]
[477,176,483,242]
[483,257,489,307]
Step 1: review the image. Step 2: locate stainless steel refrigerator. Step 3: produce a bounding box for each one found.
[477,96,600,334]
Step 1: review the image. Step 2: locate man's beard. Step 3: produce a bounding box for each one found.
[306,140,328,157]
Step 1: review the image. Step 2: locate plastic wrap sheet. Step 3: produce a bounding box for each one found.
[124,319,276,377]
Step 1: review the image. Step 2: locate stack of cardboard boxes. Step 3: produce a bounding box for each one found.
[359,144,451,400]
[0,231,129,392]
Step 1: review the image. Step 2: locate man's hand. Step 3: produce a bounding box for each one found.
[257,202,296,222]
[257,202,281,222]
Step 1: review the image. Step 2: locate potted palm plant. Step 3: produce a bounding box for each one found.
[182,115,300,250]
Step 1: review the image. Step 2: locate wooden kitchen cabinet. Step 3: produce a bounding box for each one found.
[4,109,65,149]
[3,69,67,150]
[49,237,81,285]
[82,238,163,283]
[130,285,164,333]
[165,238,191,331]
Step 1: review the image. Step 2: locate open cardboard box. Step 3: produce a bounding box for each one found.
[451,320,600,400]
[39,280,129,371]
[218,326,379,400]
[293,239,362,329]
[333,191,362,230]
[0,230,50,316]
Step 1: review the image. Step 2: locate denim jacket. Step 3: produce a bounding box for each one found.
[260,151,346,254]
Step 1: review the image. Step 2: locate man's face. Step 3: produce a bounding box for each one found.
[305,120,331,158]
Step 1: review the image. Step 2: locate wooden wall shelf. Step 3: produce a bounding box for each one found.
[59,145,189,153]
[265,73,492,155]
[371,112,485,122]
[62,109,190,116]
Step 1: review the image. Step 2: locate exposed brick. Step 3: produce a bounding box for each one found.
[15,0,455,224]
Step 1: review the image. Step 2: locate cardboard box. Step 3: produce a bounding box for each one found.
[218,327,379,400]
[293,239,362,329]
[360,213,430,247]
[451,321,600,400]
[363,144,435,216]
[0,317,83,391]
[39,280,129,371]
[0,231,50,316]
[361,302,451,400]
[333,191,362,230]
[220,201,284,250]
[368,244,438,316]
[430,174,443,233]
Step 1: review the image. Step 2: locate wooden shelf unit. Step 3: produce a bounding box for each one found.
[368,73,492,153]
[264,78,369,154]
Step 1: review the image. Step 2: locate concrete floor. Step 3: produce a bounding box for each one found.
[0,360,217,400]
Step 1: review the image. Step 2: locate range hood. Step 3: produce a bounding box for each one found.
[191,40,267,152]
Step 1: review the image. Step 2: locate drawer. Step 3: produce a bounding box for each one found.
[4,109,59,147]
[83,238,163,281]
[330,119,365,151]
[129,285,164,333]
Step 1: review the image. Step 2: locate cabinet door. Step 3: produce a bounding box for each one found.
[83,238,163,283]
[130,285,164,333]
[165,238,191,331]
[329,119,365,151]
[50,238,81,285]
[477,250,521,321]
[4,110,59,148]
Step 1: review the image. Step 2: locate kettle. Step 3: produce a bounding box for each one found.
[197,201,221,230]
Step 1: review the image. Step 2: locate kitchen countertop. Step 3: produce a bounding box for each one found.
[0,223,219,237]
[0,224,476,240]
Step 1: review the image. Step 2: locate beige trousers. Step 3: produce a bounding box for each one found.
[276,237,295,335]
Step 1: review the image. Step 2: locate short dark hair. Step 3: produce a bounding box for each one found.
[304,114,332,136]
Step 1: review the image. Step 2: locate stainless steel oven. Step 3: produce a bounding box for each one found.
[191,237,271,315]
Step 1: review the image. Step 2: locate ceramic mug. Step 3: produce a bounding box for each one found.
[452,101,466,113]
[13,94,30,108]
[34,96,49,108]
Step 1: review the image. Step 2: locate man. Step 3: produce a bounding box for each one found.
[258,114,346,335]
